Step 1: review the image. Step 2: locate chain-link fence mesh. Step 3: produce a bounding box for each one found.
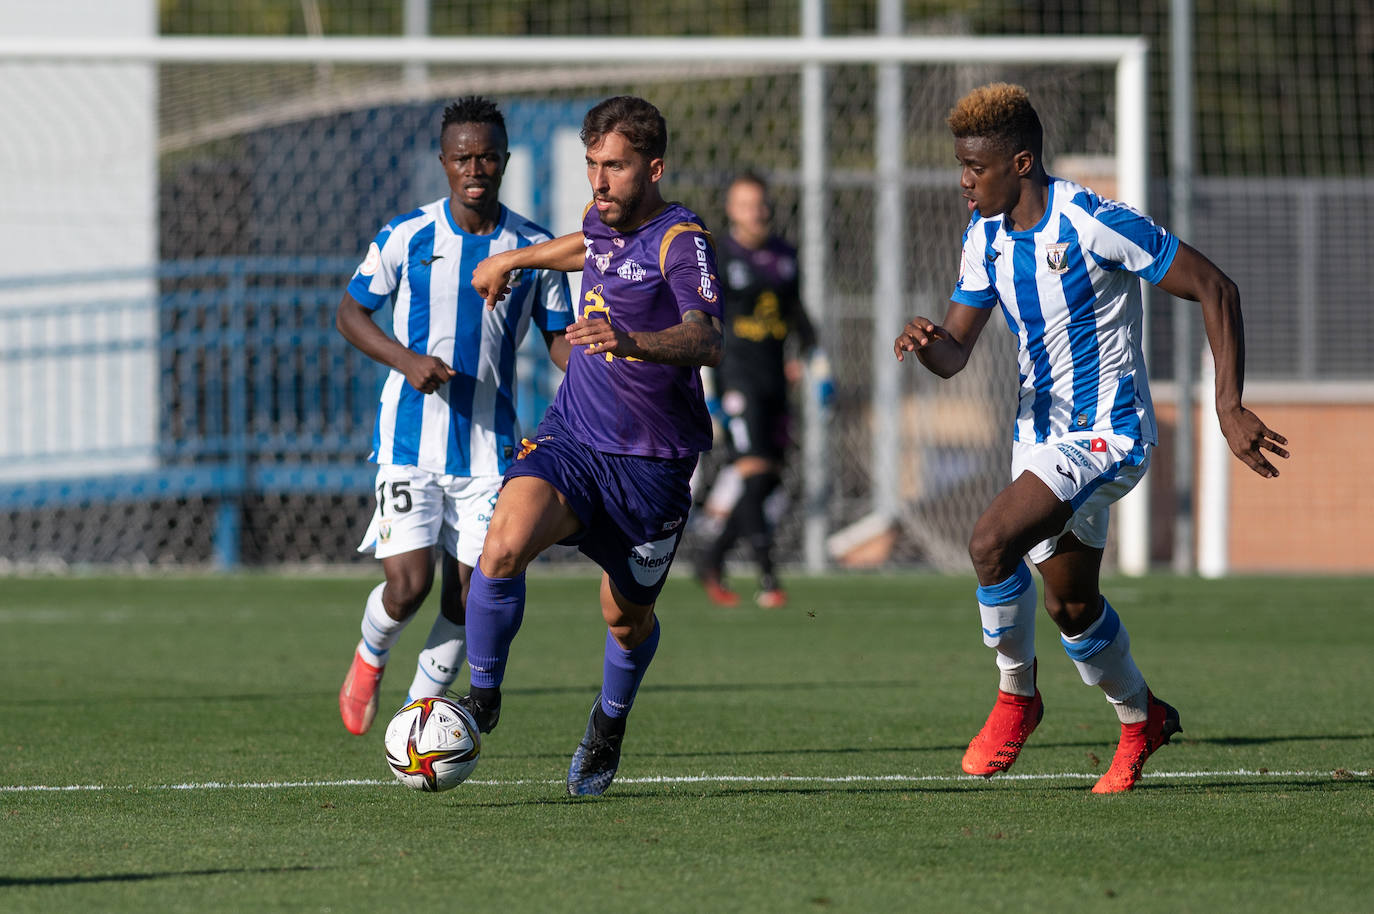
[0,51,1120,571]
[3,0,1372,572]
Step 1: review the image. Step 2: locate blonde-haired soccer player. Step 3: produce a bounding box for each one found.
[895,83,1289,792]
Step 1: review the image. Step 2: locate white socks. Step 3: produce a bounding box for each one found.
[407,615,467,699]
[1061,600,1149,724]
[358,579,469,699]
[359,582,406,667]
[975,563,1039,697]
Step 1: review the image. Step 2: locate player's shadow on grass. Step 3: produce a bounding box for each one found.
[1181,732,1374,747]
[491,742,973,761]
[1,678,932,707]
[0,864,330,887]
[635,744,966,759]
[504,679,929,697]
[454,775,1368,807]
[627,736,1205,759]
[1062,776,1372,793]
[458,784,977,807]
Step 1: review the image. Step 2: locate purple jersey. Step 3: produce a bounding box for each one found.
[549,202,722,458]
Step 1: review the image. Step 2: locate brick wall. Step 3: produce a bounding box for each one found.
[1153,390,1374,573]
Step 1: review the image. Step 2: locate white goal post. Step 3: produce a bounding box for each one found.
[0,34,1151,573]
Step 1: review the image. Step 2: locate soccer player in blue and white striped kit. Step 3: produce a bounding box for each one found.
[895,83,1289,792]
[335,97,573,736]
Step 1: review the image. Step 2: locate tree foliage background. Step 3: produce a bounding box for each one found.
[159,0,1373,177]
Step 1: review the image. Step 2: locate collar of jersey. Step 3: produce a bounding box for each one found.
[1003,179,1057,239]
[444,200,508,238]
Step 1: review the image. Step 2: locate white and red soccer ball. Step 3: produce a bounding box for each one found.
[383,696,481,792]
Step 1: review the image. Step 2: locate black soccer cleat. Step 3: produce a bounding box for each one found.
[453,690,501,734]
[566,696,624,797]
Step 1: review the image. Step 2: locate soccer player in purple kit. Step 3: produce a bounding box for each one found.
[465,96,724,795]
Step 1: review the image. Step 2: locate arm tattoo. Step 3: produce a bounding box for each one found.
[627,310,723,367]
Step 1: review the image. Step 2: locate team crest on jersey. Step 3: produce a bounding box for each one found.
[360,242,381,276]
[617,259,646,282]
[594,252,612,273]
[1045,242,1071,274]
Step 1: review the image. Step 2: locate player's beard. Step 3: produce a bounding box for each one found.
[597,183,645,231]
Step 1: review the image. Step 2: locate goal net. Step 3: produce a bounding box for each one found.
[0,37,1143,571]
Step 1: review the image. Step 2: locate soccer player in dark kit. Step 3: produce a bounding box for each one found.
[697,171,818,609]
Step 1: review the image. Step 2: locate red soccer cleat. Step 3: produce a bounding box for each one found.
[1092,692,1183,794]
[962,688,1045,776]
[755,589,788,609]
[699,572,740,608]
[339,641,386,735]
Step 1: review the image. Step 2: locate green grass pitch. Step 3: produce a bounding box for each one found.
[2,572,1371,912]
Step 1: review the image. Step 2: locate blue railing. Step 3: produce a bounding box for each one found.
[0,256,561,566]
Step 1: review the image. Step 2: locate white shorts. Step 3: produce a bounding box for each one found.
[357,465,501,567]
[1012,434,1151,565]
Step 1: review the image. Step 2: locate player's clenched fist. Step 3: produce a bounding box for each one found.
[894,317,948,361]
[402,353,457,394]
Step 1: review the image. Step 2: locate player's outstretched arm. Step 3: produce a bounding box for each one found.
[1156,243,1290,478]
[565,310,724,367]
[336,292,455,394]
[894,301,991,378]
[472,231,587,309]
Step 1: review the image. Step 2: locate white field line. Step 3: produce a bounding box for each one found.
[2,768,1369,793]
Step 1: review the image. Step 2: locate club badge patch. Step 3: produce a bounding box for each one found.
[1045,242,1071,274]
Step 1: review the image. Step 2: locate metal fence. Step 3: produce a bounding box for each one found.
[2,0,1372,571]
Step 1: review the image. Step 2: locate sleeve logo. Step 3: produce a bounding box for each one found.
[360,242,382,276]
[694,236,717,303]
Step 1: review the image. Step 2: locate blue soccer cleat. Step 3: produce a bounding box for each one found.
[567,696,624,796]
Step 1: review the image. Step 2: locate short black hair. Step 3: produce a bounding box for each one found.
[580,96,668,160]
[441,96,506,138]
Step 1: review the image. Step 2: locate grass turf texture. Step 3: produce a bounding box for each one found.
[1,573,1371,912]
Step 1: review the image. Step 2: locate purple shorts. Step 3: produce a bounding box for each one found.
[505,409,697,605]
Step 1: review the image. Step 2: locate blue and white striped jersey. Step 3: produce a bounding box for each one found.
[347,201,573,476]
[951,178,1179,445]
